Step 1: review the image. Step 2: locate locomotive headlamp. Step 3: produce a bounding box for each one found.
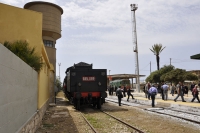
[78,82,81,87]
[98,82,101,86]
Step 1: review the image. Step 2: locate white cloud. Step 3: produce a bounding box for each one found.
[1,0,200,81]
[0,0,20,5]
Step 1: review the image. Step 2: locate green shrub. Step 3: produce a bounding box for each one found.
[3,40,43,72]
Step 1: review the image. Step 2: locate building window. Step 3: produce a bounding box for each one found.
[43,40,53,47]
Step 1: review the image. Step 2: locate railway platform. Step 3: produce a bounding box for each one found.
[106,91,200,112]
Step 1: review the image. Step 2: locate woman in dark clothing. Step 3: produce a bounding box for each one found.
[191,85,200,103]
[184,85,189,97]
[190,82,195,92]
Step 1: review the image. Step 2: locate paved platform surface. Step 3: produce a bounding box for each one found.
[106,91,200,111]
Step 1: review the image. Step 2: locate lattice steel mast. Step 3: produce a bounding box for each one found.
[130,4,140,92]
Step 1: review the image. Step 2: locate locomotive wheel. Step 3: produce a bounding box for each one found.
[97,98,101,109]
[73,98,77,108]
[92,103,96,108]
[70,97,73,104]
[77,99,80,110]
[101,98,105,105]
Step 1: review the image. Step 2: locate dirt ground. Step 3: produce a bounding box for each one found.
[36,91,200,133]
[36,92,93,133]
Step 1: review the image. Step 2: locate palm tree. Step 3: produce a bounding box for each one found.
[3,40,43,72]
[150,43,165,70]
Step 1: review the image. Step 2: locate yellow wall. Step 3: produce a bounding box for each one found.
[0,3,42,54]
[37,45,55,109]
[0,3,54,109]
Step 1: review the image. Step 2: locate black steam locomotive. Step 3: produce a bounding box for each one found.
[63,62,107,110]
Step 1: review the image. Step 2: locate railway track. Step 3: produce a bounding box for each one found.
[145,108,200,125]
[80,112,98,133]
[80,109,145,133]
[101,110,145,133]
[165,108,200,117]
[106,98,200,126]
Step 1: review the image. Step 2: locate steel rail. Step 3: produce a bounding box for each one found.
[105,98,147,106]
[80,112,98,133]
[106,98,200,117]
[146,109,200,125]
[106,98,200,125]
[101,110,145,133]
[164,108,200,117]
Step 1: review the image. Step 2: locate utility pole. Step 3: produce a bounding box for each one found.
[170,58,171,65]
[58,63,61,80]
[109,70,111,75]
[130,4,140,92]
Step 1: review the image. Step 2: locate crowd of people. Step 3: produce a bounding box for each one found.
[143,81,200,107]
[107,81,200,107]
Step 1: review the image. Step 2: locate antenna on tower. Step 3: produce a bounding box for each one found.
[130,4,140,92]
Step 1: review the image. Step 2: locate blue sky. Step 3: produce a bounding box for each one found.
[1,0,200,83]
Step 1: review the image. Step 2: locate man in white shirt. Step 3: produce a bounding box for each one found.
[148,84,158,107]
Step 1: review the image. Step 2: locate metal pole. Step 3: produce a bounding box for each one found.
[131,4,140,92]
[58,63,61,80]
[134,10,140,92]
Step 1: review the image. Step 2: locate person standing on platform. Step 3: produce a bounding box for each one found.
[162,83,169,100]
[174,82,186,102]
[123,86,127,97]
[115,86,118,96]
[148,84,158,107]
[190,82,195,97]
[171,84,176,96]
[160,82,164,100]
[108,85,111,95]
[127,88,134,101]
[191,85,200,103]
[184,84,189,97]
[190,82,195,92]
[145,82,151,100]
[110,85,114,95]
[116,86,123,106]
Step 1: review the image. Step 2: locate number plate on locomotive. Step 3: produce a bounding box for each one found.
[82,77,95,81]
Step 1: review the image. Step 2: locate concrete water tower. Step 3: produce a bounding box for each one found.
[24,1,63,72]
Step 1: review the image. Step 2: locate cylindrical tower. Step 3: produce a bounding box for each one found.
[24,1,63,71]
